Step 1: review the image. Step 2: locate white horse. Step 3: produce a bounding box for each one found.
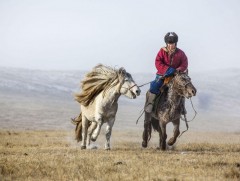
[72,64,141,150]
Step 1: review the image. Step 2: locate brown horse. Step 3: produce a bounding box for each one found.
[142,72,197,150]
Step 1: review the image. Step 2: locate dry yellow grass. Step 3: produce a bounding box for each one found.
[0,130,239,181]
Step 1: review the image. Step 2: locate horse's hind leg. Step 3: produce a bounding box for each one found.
[81,116,89,149]
[168,119,180,146]
[105,118,115,150]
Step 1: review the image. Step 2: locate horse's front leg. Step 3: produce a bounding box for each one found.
[91,116,103,142]
[81,116,89,150]
[168,119,180,146]
[159,121,167,150]
[87,121,97,148]
[142,112,152,148]
[105,118,115,150]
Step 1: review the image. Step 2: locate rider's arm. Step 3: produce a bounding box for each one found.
[155,48,169,75]
[176,51,188,72]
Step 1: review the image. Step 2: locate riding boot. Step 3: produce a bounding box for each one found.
[144,91,156,113]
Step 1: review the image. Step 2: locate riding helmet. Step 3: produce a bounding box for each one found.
[164,32,178,44]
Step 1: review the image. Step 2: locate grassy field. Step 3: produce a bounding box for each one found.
[0,130,240,181]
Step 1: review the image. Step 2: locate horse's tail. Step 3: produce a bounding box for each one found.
[71,112,82,142]
[151,117,160,132]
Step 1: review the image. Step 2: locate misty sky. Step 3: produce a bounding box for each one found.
[0,0,240,73]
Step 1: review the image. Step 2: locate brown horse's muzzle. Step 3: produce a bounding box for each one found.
[187,84,197,97]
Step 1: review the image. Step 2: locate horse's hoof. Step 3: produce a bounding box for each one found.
[89,145,98,150]
[91,138,96,142]
[157,147,166,151]
[105,147,111,151]
[168,138,176,146]
[157,143,166,150]
[81,145,86,150]
[142,141,147,148]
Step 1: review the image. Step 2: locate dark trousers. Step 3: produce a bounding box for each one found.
[149,74,163,94]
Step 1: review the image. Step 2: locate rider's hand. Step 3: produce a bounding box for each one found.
[164,67,176,77]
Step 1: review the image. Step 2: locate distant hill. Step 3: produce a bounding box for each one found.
[190,69,240,117]
[0,67,239,132]
[0,67,84,99]
[1,67,240,113]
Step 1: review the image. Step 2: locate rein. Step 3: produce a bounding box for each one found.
[178,97,197,137]
[122,81,152,90]
[138,81,152,88]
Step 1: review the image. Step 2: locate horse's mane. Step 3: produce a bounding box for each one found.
[75,64,126,106]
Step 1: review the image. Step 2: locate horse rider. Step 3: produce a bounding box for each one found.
[142,32,188,148]
[145,32,188,113]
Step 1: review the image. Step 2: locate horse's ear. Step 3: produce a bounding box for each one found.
[119,67,126,75]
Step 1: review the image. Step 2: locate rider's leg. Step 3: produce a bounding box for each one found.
[144,75,163,113]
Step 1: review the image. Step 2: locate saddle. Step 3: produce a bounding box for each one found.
[163,76,173,85]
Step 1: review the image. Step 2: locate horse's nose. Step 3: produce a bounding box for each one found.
[136,89,141,96]
[192,88,196,96]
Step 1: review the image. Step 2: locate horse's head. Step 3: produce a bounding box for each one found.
[172,71,197,98]
[119,68,141,99]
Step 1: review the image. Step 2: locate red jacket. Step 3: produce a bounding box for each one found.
[155,47,188,75]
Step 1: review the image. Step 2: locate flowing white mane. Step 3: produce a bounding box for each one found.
[75,64,126,106]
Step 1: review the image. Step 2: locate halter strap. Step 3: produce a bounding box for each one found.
[121,84,138,91]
